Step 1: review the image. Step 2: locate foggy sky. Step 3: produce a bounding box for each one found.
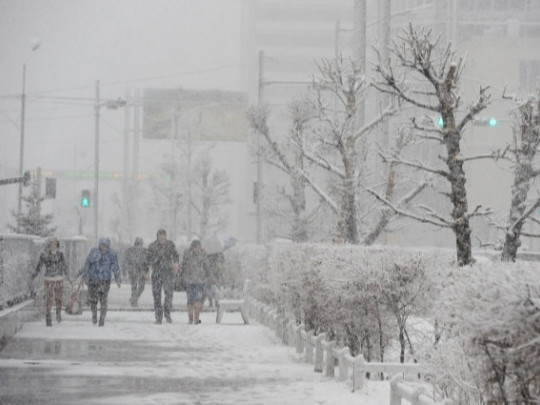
[0,0,245,172]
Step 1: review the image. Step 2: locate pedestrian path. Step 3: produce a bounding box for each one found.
[0,286,390,404]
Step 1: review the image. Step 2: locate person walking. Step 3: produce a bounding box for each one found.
[146,229,179,324]
[80,238,121,326]
[124,237,149,308]
[180,239,208,325]
[204,251,224,307]
[31,237,70,327]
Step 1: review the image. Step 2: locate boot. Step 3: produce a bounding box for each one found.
[98,317,105,327]
[56,310,61,323]
[193,302,202,325]
[46,315,52,327]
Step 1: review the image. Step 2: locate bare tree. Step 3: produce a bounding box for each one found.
[190,151,231,238]
[501,90,540,261]
[305,56,397,243]
[372,24,492,266]
[247,99,324,242]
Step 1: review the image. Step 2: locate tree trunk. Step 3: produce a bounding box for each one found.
[399,326,405,363]
[502,117,538,261]
[445,127,473,266]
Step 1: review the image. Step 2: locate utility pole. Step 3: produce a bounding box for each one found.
[378,0,391,155]
[122,88,132,243]
[256,50,264,245]
[132,89,141,240]
[186,121,193,241]
[93,80,100,243]
[353,0,367,126]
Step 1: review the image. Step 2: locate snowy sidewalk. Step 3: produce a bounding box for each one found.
[0,309,390,404]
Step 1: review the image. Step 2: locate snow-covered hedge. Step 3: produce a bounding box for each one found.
[225,242,454,359]
[225,242,540,403]
[427,262,540,404]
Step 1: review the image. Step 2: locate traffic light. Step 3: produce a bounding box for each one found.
[437,116,444,127]
[23,171,31,186]
[473,117,498,127]
[45,178,56,198]
[81,189,91,207]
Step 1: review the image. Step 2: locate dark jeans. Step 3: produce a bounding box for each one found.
[129,271,146,305]
[151,270,174,322]
[87,280,111,322]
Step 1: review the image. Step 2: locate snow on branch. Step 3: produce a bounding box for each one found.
[365,187,451,228]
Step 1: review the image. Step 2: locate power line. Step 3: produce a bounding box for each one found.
[0,63,247,99]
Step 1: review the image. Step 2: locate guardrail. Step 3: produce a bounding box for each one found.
[245,296,454,405]
[0,234,90,310]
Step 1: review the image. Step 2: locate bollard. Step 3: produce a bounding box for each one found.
[279,316,288,344]
[389,374,402,405]
[352,354,365,391]
[337,348,350,382]
[412,386,425,405]
[287,320,296,347]
[295,324,304,354]
[325,340,336,377]
[305,330,314,364]
[314,333,325,372]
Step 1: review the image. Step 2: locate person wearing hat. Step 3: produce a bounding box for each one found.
[146,229,180,324]
[124,237,149,308]
[31,237,70,327]
[80,238,121,326]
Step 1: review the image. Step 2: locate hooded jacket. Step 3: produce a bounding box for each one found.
[80,238,121,282]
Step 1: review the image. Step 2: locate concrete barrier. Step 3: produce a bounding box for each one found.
[0,299,40,348]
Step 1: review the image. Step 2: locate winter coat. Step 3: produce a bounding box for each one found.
[80,238,121,282]
[124,245,148,276]
[206,252,224,285]
[33,250,69,281]
[180,247,208,285]
[146,239,179,272]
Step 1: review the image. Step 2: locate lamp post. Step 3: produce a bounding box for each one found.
[93,80,126,242]
[17,38,41,223]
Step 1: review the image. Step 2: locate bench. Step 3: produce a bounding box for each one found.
[216,279,250,324]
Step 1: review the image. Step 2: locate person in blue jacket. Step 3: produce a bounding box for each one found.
[80,238,121,326]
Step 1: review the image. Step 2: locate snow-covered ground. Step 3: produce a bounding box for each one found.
[0,309,390,404]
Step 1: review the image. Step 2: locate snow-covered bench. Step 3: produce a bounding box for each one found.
[216,279,250,324]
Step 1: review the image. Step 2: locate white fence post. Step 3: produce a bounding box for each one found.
[390,374,401,405]
[314,333,325,372]
[337,348,350,382]
[287,320,296,347]
[352,354,365,391]
[325,340,336,377]
[304,330,314,363]
[295,324,304,354]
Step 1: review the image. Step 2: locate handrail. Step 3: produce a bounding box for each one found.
[245,296,453,404]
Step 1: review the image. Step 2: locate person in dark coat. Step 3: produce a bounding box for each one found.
[180,239,208,324]
[31,237,70,326]
[204,252,224,307]
[80,238,121,326]
[124,237,149,308]
[146,229,179,324]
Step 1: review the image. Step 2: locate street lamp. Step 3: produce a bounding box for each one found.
[93,80,126,242]
[17,38,41,222]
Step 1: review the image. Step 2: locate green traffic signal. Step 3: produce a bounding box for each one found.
[488,117,497,127]
[438,117,444,127]
[81,190,90,207]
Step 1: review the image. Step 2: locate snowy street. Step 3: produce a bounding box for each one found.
[0,286,389,405]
